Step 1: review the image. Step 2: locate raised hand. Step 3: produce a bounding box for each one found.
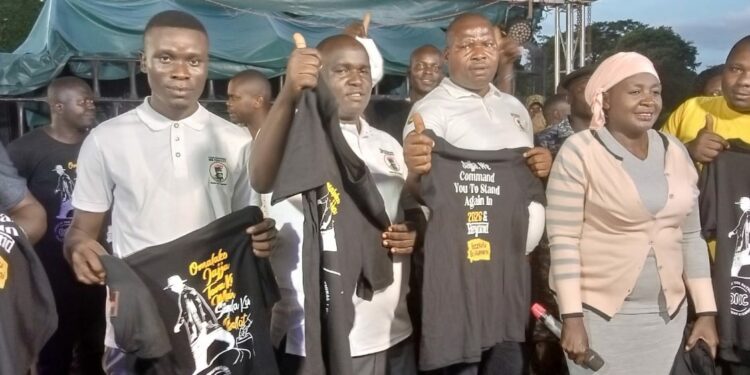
[404,113,434,175]
[687,114,729,163]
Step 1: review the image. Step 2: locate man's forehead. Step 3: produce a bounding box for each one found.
[145,27,208,49]
[452,23,494,38]
[325,47,370,66]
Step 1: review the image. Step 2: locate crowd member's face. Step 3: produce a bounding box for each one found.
[226,79,260,124]
[58,85,96,130]
[322,45,372,122]
[445,19,498,96]
[141,27,209,119]
[568,76,593,119]
[604,73,662,133]
[703,75,723,97]
[544,102,571,126]
[723,44,750,112]
[528,102,543,116]
[409,50,443,98]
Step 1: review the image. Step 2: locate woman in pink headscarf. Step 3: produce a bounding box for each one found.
[545,52,718,374]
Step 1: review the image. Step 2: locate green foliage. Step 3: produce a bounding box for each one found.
[0,0,45,52]
[540,19,699,121]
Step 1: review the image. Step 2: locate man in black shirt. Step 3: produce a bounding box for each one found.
[365,45,443,143]
[8,76,106,375]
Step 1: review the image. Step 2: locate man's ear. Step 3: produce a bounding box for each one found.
[139,50,148,74]
[254,96,264,109]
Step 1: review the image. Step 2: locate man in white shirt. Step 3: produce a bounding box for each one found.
[63,10,277,373]
[252,33,418,374]
[402,13,551,374]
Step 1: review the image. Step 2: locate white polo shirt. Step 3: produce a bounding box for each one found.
[342,118,413,357]
[403,77,533,150]
[269,118,413,357]
[73,98,259,258]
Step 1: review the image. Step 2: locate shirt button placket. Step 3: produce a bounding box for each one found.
[172,123,187,177]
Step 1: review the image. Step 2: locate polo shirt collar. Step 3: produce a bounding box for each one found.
[136,97,209,131]
[441,77,503,99]
[340,117,371,138]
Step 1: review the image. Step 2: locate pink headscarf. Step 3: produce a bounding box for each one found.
[584,52,660,129]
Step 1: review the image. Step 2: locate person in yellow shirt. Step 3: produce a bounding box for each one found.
[663,35,750,163]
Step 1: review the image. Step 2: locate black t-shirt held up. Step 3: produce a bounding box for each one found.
[418,130,546,370]
[103,206,279,375]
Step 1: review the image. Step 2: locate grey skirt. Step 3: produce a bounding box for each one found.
[565,304,687,375]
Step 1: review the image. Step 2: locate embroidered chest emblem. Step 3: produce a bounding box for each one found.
[379,148,402,175]
[209,156,229,185]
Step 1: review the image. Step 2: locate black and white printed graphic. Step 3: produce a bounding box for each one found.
[730,197,750,278]
[164,274,252,374]
[52,164,76,241]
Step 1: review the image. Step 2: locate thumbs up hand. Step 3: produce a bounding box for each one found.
[283,33,322,99]
[404,113,435,175]
[686,114,729,163]
[343,12,371,38]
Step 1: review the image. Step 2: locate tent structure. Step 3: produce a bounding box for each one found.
[0,0,544,96]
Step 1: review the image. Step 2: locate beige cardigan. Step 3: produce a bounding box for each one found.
[546,130,716,318]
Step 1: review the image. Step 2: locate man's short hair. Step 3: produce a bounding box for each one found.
[560,66,595,91]
[694,64,724,94]
[144,10,207,37]
[445,13,492,47]
[543,94,568,112]
[47,76,91,104]
[409,45,442,66]
[727,35,750,62]
[230,69,272,103]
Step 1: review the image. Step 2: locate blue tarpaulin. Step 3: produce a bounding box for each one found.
[0,0,539,96]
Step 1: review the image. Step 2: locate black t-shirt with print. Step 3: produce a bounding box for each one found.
[7,128,107,317]
[0,213,58,375]
[8,128,82,251]
[272,82,393,375]
[418,130,546,371]
[700,140,750,363]
[114,206,279,375]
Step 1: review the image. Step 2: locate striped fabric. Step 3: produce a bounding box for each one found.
[546,130,716,318]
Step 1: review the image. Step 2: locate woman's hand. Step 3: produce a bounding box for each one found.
[686,315,718,358]
[561,316,590,366]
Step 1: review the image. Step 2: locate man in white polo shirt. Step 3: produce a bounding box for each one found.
[252,33,418,374]
[402,13,551,374]
[63,10,277,373]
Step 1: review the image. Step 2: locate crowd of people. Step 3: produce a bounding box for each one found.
[1,8,750,375]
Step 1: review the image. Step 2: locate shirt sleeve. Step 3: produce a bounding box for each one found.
[402,100,444,141]
[0,142,27,213]
[72,132,114,213]
[234,142,259,210]
[661,101,689,143]
[681,196,717,314]
[356,36,384,87]
[545,139,587,317]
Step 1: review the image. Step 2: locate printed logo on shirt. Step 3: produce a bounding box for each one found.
[379,148,402,175]
[467,238,491,263]
[729,196,750,279]
[0,226,18,254]
[731,281,750,316]
[510,113,526,132]
[51,162,77,242]
[0,255,7,289]
[209,156,229,186]
[167,247,255,373]
[466,210,490,237]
